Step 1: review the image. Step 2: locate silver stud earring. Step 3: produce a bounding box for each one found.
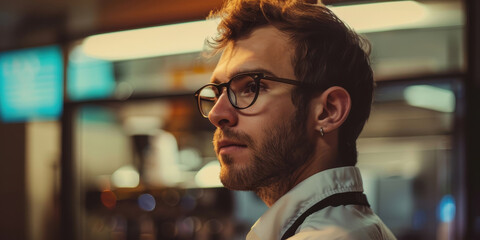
[320,127,325,137]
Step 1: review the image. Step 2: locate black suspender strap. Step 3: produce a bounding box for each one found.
[281,191,370,240]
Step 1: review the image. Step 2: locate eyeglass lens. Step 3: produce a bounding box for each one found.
[197,75,260,116]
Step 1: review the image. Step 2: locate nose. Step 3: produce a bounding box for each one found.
[208,90,238,128]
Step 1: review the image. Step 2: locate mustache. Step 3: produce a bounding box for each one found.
[213,128,254,151]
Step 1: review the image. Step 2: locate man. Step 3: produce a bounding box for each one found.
[194,0,396,239]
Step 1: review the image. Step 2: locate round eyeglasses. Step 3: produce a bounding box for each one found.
[194,72,300,118]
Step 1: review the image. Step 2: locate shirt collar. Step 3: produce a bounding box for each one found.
[247,166,364,240]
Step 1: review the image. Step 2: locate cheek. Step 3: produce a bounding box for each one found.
[240,118,266,140]
[243,108,295,139]
[236,94,296,141]
[270,100,297,122]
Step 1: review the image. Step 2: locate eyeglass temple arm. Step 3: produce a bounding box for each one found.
[261,76,301,86]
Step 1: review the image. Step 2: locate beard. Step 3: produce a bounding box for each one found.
[213,111,315,191]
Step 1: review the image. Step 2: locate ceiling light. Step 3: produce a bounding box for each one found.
[82,19,219,61]
[330,0,428,33]
[80,1,452,61]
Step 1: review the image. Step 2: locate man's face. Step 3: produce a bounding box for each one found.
[208,26,314,191]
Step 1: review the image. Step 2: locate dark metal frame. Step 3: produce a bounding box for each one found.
[194,72,301,117]
[465,0,480,239]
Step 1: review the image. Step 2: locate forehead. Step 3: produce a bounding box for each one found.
[211,26,296,82]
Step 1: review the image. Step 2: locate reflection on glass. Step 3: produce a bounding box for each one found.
[404,85,455,113]
[357,79,457,240]
[70,45,461,239]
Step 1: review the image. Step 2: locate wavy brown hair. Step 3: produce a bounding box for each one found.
[206,0,374,166]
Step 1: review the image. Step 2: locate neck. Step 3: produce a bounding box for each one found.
[254,174,297,207]
[255,137,340,207]
[253,153,327,207]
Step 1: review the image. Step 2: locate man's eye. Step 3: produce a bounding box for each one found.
[245,81,258,93]
[240,81,267,95]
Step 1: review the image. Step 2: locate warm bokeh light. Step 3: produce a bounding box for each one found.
[195,161,222,188]
[111,165,140,188]
[100,190,117,209]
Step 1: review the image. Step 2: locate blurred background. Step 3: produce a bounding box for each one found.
[0,0,479,239]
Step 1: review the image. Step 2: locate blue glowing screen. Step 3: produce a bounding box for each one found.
[438,195,456,223]
[0,46,63,122]
[67,46,115,101]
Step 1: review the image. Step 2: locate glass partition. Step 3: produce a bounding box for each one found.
[358,78,460,239]
[64,1,464,238]
[68,76,461,239]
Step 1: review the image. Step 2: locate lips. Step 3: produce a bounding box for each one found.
[216,139,247,154]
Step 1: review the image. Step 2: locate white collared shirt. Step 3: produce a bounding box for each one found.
[246,166,396,240]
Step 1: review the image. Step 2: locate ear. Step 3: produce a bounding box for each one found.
[310,86,351,134]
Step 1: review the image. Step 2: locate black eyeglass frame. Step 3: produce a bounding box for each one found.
[194,72,301,118]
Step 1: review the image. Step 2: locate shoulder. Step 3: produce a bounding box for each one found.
[290,205,396,240]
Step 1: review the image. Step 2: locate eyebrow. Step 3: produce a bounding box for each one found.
[211,78,222,84]
[210,67,279,84]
